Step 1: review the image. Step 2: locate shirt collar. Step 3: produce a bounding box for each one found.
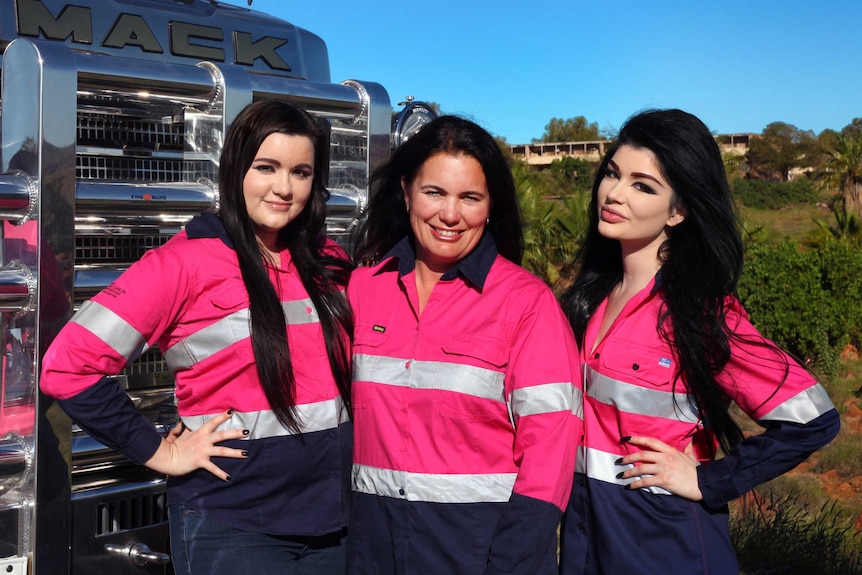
[375,232,498,290]
[185,212,233,247]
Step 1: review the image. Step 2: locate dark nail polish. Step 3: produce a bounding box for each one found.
[624,484,632,490]
[227,409,234,415]
[614,458,624,465]
[225,475,232,482]
[615,472,625,480]
[241,451,249,457]
[242,429,250,436]
[621,436,632,442]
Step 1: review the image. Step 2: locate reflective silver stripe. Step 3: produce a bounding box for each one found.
[510,382,574,418]
[576,444,671,496]
[759,385,835,424]
[352,463,517,503]
[573,385,584,419]
[353,354,506,403]
[181,396,345,439]
[71,299,148,360]
[165,298,319,371]
[587,366,699,424]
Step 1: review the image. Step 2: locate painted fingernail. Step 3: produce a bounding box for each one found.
[225,475,232,482]
[621,436,632,442]
[241,451,249,457]
[616,472,625,480]
[227,409,234,415]
[614,458,624,465]
[242,429,250,436]
[624,484,633,490]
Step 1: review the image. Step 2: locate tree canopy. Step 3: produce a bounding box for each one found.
[534,116,601,144]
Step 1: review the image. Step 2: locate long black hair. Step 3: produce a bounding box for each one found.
[562,109,758,455]
[353,115,523,265]
[218,99,353,433]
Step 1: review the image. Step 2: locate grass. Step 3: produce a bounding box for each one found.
[732,491,862,575]
[738,203,829,243]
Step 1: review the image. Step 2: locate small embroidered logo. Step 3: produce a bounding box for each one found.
[658,356,672,368]
[372,325,386,333]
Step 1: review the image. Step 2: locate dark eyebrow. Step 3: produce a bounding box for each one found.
[608,158,667,189]
[630,171,666,188]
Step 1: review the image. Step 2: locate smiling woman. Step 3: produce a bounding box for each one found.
[242,132,316,257]
[40,100,354,575]
[347,115,583,575]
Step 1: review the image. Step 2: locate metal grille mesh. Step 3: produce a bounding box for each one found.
[77,112,184,151]
[76,155,216,182]
[96,491,168,535]
[76,235,170,264]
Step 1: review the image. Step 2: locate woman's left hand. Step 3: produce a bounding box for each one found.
[618,436,703,501]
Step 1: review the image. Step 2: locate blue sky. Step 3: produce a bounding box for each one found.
[223,0,862,145]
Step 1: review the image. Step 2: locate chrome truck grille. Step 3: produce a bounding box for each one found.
[0,1,393,568]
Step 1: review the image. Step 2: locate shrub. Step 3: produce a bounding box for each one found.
[739,238,862,376]
[732,177,820,209]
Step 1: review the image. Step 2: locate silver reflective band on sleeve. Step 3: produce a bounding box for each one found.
[71,300,148,360]
[510,382,574,418]
[588,366,699,424]
[181,396,345,439]
[353,354,506,403]
[165,298,320,370]
[759,384,835,424]
[352,464,517,503]
[575,444,671,496]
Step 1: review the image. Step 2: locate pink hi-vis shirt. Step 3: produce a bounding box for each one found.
[41,213,352,537]
[560,275,839,575]
[347,234,583,575]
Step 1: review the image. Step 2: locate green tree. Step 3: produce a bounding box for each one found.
[534,116,601,144]
[547,156,595,194]
[820,133,862,219]
[747,122,816,181]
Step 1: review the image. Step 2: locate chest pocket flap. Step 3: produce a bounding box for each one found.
[601,342,675,388]
[442,335,508,369]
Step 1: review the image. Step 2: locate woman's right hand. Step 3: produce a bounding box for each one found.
[145,409,248,481]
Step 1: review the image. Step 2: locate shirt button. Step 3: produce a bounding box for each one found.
[632,363,640,370]
[577,523,585,531]
[405,360,411,369]
[305,306,313,314]
[398,488,405,496]
[593,353,600,359]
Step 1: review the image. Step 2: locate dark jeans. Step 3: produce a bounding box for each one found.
[169,504,347,575]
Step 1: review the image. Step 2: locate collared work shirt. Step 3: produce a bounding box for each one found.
[41,213,351,536]
[348,235,583,575]
[560,276,840,575]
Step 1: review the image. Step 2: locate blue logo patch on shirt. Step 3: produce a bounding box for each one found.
[658,356,672,368]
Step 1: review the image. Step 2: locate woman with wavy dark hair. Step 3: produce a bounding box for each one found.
[348,115,581,574]
[558,108,840,574]
[42,100,353,575]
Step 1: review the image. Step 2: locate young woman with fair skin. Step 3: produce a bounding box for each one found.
[348,115,582,575]
[41,100,353,575]
[559,109,840,574]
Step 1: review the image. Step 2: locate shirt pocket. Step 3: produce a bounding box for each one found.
[351,324,392,410]
[435,335,508,423]
[600,342,675,388]
[353,323,389,353]
[204,280,253,362]
[441,335,508,370]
